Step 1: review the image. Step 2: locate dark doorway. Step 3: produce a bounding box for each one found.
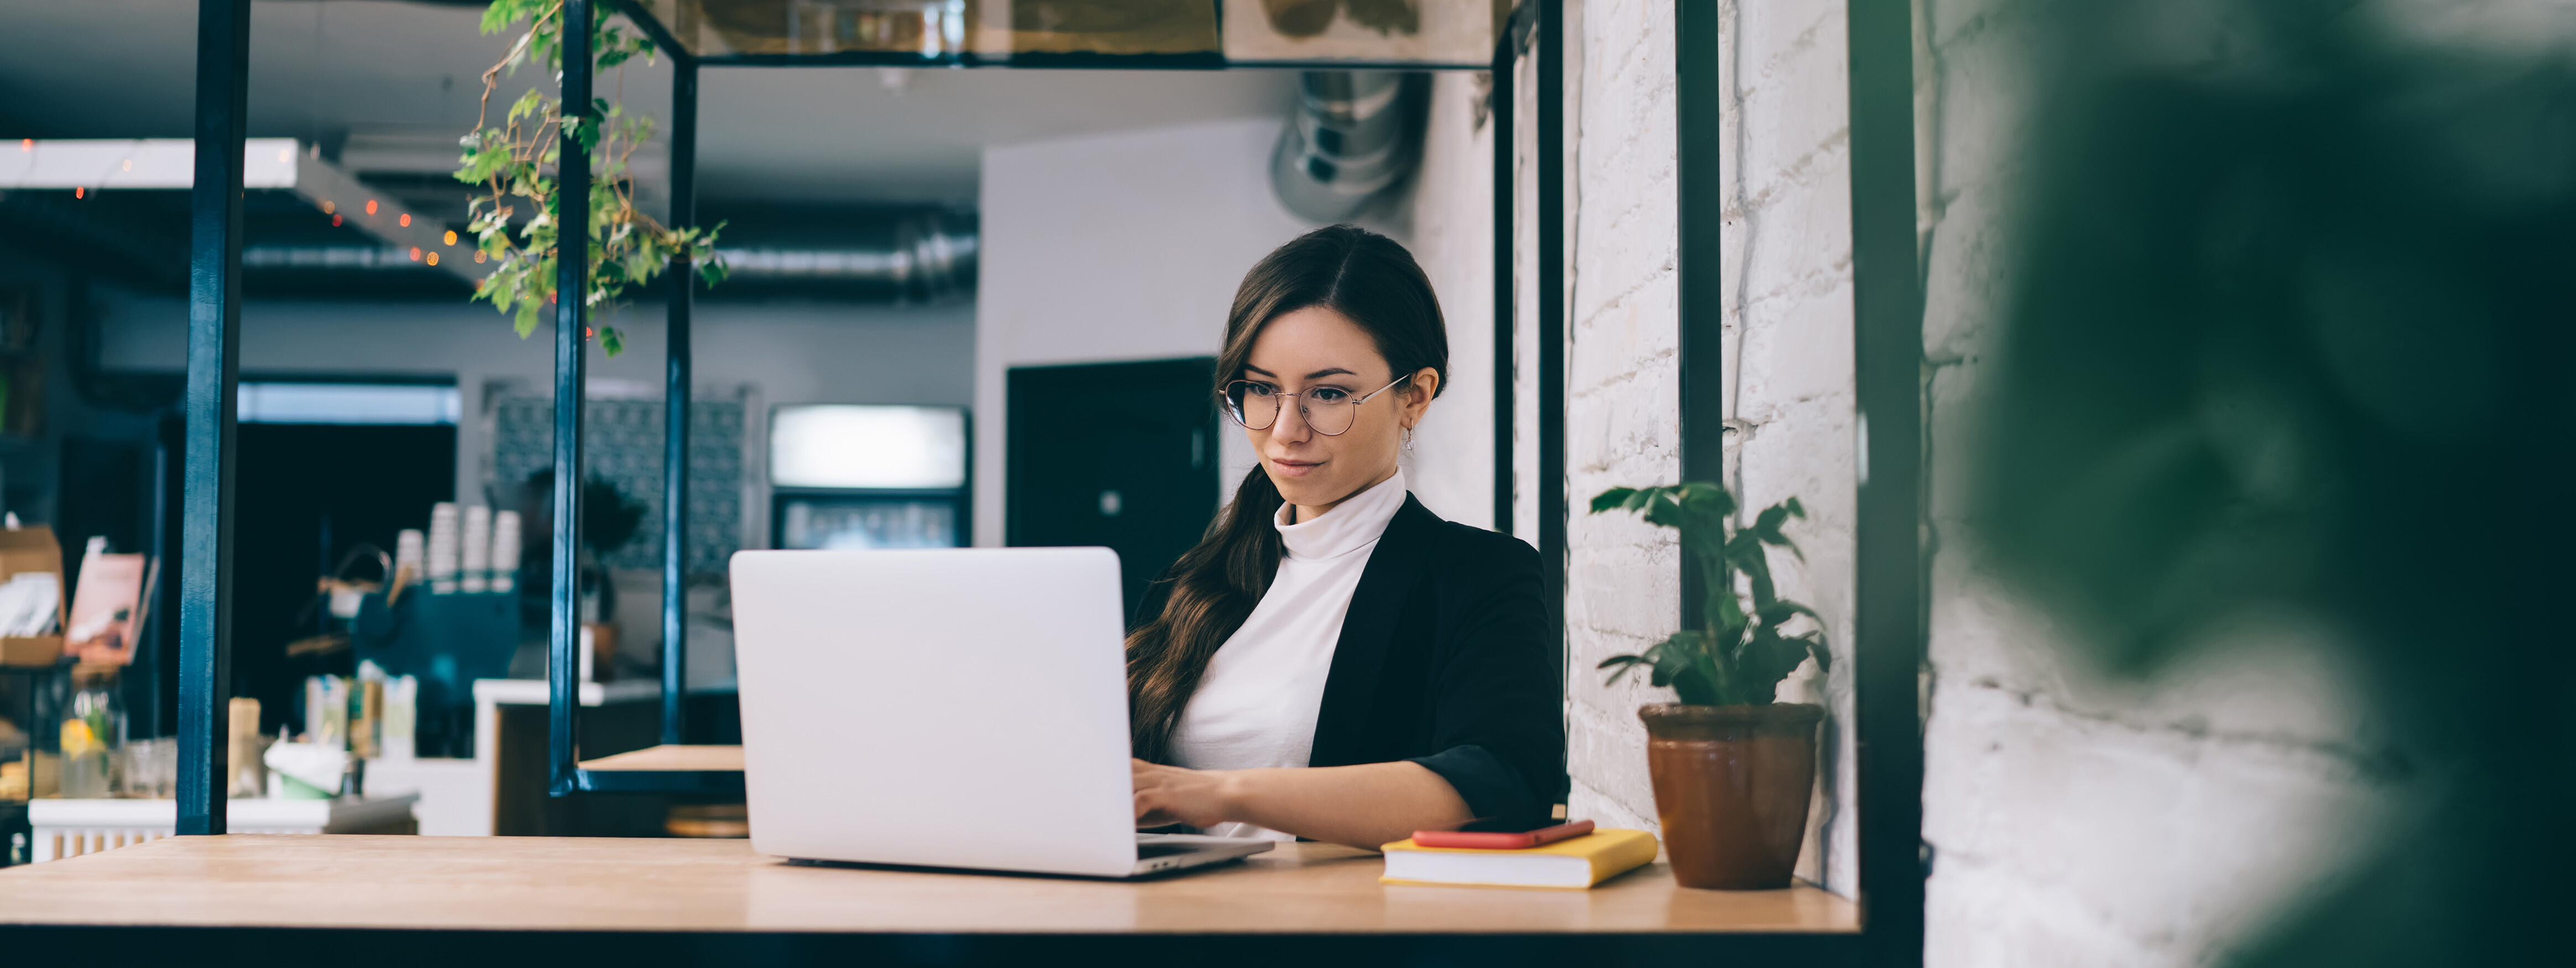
[1006,359,1221,620]
[232,421,455,734]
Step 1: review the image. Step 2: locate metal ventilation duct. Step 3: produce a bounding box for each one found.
[713,220,977,288]
[239,211,979,303]
[1271,71,1426,223]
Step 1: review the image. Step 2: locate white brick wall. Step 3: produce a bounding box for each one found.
[1562,0,1684,841]
[1717,0,1862,893]
[1556,0,1868,894]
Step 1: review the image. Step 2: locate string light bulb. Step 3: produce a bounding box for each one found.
[331,214,342,227]
[443,230,458,246]
[321,200,334,214]
[426,252,439,266]
[18,139,29,151]
[474,251,487,264]
[366,200,379,215]
[409,247,422,262]
[74,187,84,199]
[398,214,411,227]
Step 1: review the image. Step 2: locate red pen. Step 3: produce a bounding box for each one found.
[1410,819,1596,850]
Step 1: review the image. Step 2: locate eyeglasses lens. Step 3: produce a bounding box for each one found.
[1227,382,1277,429]
[1307,396,1355,435]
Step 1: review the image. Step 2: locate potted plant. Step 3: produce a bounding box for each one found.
[1591,483,1828,890]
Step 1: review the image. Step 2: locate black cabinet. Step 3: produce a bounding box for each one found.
[1005,358,1221,621]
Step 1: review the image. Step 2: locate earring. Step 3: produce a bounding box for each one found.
[1402,426,1415,452]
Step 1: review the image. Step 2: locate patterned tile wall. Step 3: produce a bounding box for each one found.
[489,396,745,577]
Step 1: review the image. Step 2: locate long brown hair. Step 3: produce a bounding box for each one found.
[1126,224,1450,763]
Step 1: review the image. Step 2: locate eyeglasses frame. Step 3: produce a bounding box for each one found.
[1220,375,1413,436]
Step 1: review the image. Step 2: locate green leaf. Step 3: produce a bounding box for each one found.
[507,89,545,124]
[598,326,623,357]
[1623,486,1661,511]
[1641,493,1690,530]
[1676,482,1734,519]
[1590,487,1639,514]
[1672,647,1725,706]
[1754,503,1792,542]
[1596,654,1650,687]
[1758,600,1820,628]
[513,298,540,338]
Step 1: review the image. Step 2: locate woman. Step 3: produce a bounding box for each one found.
[1127,225,1563,850]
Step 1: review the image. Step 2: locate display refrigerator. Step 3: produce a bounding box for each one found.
[767,404,970,550]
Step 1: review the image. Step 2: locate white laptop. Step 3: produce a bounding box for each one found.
[730,546,1274,878]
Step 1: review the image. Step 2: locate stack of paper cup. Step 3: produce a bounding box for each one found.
[381,675,418,761]
[393,529,425,589]
[491,510,522,593]
[460,505,492,593]
[427,502,460,594]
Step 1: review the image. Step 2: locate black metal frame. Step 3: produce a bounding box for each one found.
[1848,0,1929,962]
[1533,1,1569,684]
[175,0,249,837]
[545,0,598,798]
[1490,18,1517,534]
[660,56,698,751]
[169,0,1923,959]
[1676,0,1723,633]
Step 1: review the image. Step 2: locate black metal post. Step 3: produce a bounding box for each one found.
[660,56,698,748]
[1535,0,1567,657]
[1490,27,1517,536]
[1849,0,1927,961]
[1676,0,1724,630]
[549,0,595,798]
[142,421,174,738]
[177,0,251,837]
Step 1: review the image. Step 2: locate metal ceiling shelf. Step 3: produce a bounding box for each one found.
[609,0,1515,71]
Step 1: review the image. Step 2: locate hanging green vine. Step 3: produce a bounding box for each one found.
[453,0,724,356]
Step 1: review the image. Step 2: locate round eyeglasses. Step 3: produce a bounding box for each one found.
[1221,376,1409,436]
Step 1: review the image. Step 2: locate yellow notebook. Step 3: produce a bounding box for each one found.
[1378,829,1660,889]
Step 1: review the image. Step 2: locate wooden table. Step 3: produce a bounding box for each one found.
[0,835,1859,935]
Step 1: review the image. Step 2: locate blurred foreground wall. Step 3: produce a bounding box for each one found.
[1915,1,2419,964]
[1455,0,2468,953]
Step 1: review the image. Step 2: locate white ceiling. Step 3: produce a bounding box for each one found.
[0,0,1302,205]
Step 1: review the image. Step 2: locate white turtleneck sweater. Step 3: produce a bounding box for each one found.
[1171,470,1408,840]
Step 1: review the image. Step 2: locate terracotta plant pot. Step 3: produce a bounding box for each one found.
[1638,702,1823,889]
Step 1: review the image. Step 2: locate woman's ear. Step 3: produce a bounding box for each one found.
[1400,367,1440,428]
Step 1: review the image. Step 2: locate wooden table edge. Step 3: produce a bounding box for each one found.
[0,834,1862,936]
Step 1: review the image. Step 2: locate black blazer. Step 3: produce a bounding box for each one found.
[1145,494,1567,830]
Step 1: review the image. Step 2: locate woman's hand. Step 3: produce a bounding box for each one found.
[1132,759,1238,829]
[1132,759,1475,848]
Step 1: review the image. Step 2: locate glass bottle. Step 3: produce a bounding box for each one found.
[59,664,122,799]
